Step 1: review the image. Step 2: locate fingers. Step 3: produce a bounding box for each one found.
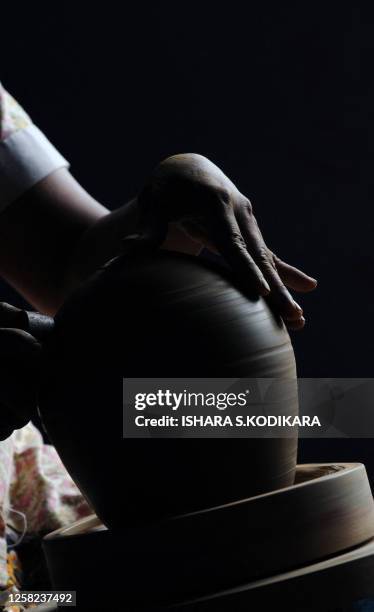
[206,207,271,295]
[0,329,41,437]
[236,207,308,329]
[0,302,28,330]
[284,315,306,331]
[264,272,305,324]
[237,211,301,317]
[272,256,317,292]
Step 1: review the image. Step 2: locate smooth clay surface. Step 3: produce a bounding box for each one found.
[39,252,299,528]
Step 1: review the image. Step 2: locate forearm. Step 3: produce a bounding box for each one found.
[0,169,110,315]
[0,82,131,314]
[65,196,140,290]
[66,198,203,289]
[0,83,205,316]
[0,164,198,316]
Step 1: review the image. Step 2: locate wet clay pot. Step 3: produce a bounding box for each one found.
[38,252,298,528]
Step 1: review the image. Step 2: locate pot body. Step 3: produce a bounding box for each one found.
[39,253,298,528]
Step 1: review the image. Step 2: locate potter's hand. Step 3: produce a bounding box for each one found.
[0,302,54,340]
[0,303,48,440]
[124,154,317,330]
[0,327,41,441]
[0,302,28,330]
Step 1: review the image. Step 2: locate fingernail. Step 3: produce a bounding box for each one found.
[293,300,303,313]
[261,279,271,293]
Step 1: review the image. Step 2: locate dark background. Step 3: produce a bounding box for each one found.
[1,4,374,466]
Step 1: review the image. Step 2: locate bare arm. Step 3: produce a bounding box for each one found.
[0,82,316,326]
[0,154,316,328]
[0,166,204,316]
[0,168,139,315]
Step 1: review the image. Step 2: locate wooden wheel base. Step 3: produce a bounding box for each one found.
[173,538,374,612]
[43,463,374,610]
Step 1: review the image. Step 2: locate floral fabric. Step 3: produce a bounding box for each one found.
[0,84,90,589]
[0,87,32,141]
[0,423,92,588]
[0,81,69,211]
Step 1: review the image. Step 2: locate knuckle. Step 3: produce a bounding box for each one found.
[257,246,271,264]
[198,184,232,214]
[269,251,277,266]
[243,197,253,215]
[231,230,247,249]
[262,261,275,276]
[214,186,231,207]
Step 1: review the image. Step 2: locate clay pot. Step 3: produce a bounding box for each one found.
[39,252,298,528]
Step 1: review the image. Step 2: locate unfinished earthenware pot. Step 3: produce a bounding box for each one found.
[38,252,298,528]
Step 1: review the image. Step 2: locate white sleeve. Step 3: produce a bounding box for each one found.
[0,83,70,211]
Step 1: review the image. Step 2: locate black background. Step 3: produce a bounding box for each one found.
[2,4,374,466]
